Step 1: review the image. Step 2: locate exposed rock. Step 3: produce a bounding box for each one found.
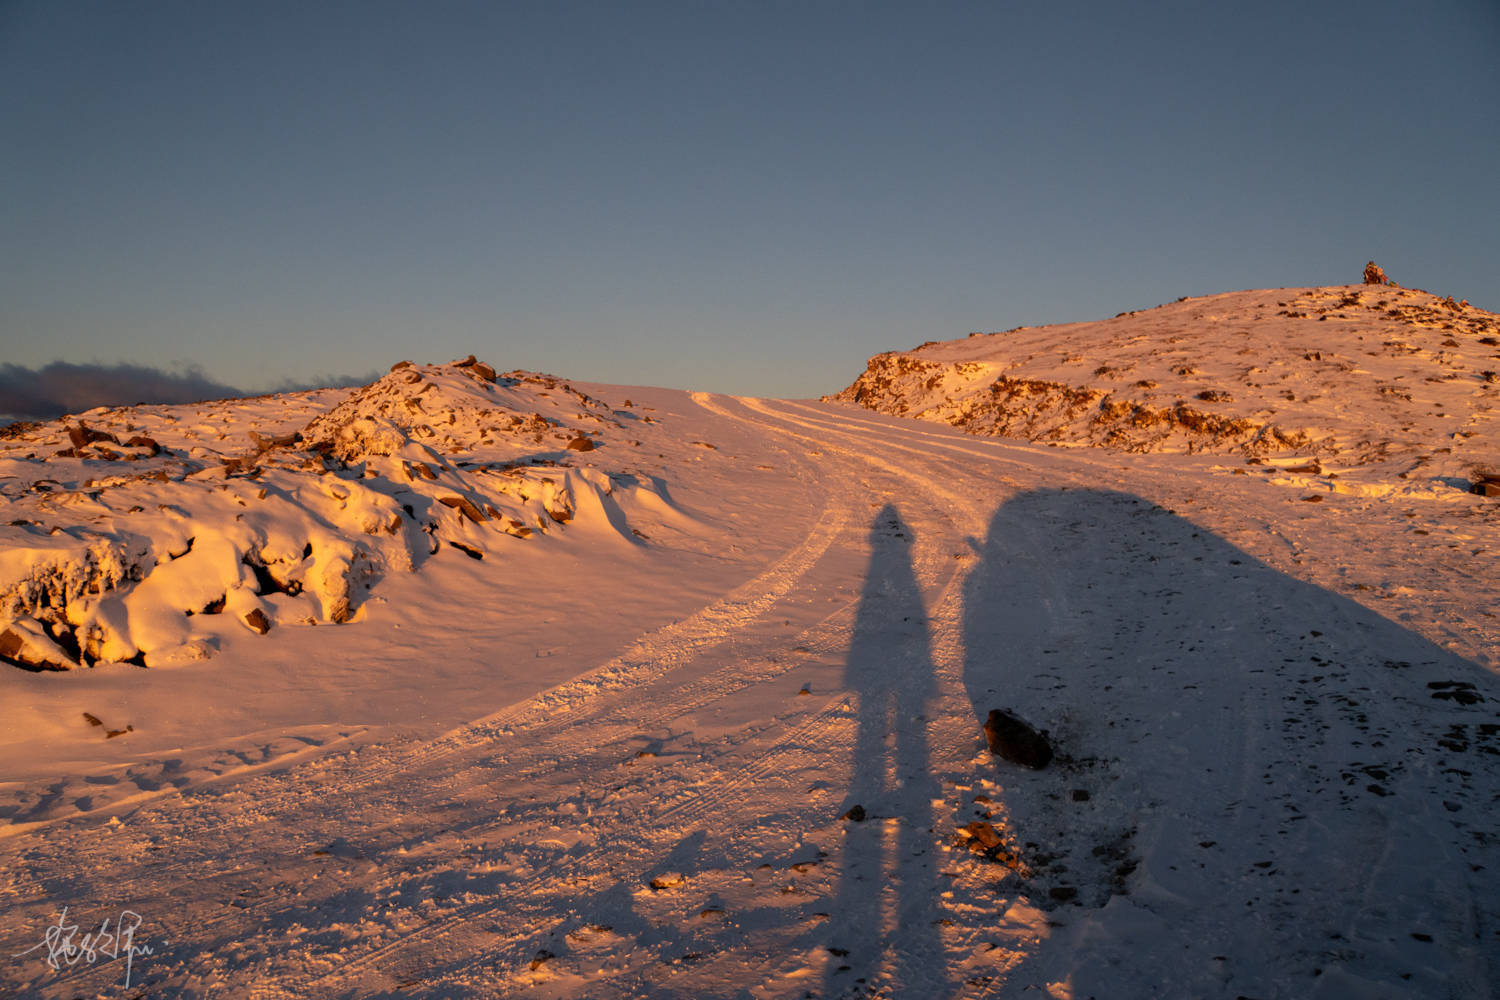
[963,820,1004,851]
[248,430,299,452]
[453,356,498,382]
[0,420,41,439]
[66,422,120,450]
[0,619,76,671]
[984,708,1053,769]
[123,435,162,455]
[566,436,596,452]
[437,495,488,523]
[448,540,484,560]
[1471,473,1500,498]
[841,804,867,822]
[243,608,272,635]
[955,820,1028,871]
[1363,261,1390,285]
[1429,680,1483,705]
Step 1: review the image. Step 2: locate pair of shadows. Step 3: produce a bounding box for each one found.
[825,489,1497,998]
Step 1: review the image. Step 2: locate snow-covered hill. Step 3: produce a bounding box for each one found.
[0,359,689,673]
[834,284,1500,479]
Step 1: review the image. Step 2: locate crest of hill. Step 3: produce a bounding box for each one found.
[834,285,1500,475]
[300,358,614,463]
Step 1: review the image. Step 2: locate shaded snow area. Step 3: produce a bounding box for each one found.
[2,338,1499,998]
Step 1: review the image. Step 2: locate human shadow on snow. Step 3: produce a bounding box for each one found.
[822,503,943,999]
[959,487,1499,1000]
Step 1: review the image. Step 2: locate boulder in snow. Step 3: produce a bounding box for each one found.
[0,618,77,671]
[1470,473,1500,498]
[984,708,1053,769]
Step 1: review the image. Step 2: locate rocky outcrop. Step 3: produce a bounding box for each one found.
[836,353,1314,456]
[0,359,684,672]
[831,284,1500,466]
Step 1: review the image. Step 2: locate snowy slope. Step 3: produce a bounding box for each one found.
[834,284,1500,481]
[0,359,684,673]
[1,347,1498,998]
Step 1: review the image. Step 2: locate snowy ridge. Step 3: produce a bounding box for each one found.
[0,359,685,671]
[834,284,1500,476]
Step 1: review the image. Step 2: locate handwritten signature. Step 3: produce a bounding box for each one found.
[15,906,155,989]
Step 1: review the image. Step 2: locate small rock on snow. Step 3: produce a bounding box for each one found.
[984,708,1054,769]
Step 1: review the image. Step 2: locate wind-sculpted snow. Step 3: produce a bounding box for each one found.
[0,359,683,671]
[834,284,1500,475]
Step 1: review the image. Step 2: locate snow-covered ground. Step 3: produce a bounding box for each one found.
[2,314,1498,997]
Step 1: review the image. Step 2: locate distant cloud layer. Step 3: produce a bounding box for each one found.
[0,362,377,424]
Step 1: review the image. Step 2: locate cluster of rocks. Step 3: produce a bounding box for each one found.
[56,422,161,460]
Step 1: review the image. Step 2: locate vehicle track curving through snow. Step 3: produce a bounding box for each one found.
[2,392,1496,1000]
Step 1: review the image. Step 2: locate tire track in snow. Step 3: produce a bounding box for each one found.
[8,393,1497,999]
[291,394,988,996]
[10,394,1078,998]
[325,399,1493,999]
[1,412,865,997]
[259,400,919,994]
[725,400,1369,999]
[344,448,851,788]
[682,393,1021,998]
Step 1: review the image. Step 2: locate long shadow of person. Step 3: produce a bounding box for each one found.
[823,504,943,999]
[960,487,1500,999]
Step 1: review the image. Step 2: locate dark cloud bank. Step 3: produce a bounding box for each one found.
[0,362,379,425]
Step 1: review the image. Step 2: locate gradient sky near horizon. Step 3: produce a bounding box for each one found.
[3,0,1497,400]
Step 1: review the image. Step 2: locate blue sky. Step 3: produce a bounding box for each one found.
[3,0,1497,401]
